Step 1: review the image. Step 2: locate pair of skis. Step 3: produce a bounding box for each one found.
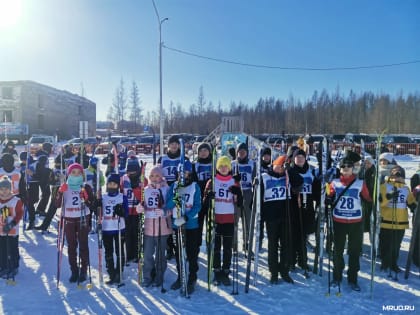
[137,160,147,286]
[206,146,217,291]
[370,131,385,298]
[245,139,262,293]
[174,138,189,298]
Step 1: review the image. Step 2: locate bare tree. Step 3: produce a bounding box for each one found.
[129,80,141,133]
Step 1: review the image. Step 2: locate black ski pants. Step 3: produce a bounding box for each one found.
[332,221,363,284]
[213,223,234,271]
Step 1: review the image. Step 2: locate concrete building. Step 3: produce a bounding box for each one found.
[0,80,96,141]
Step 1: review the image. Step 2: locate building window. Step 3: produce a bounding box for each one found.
[2,87,13,99]
[38,114,44,130]
[78,105,82,116]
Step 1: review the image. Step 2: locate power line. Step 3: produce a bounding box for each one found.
[163,44,420,71]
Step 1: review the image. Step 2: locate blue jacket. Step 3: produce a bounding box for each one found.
[165,181,201,230]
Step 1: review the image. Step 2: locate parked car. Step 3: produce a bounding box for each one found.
[136,135,159,154]
[67,137,99,153]
[383,135,415,155]
[28,135,56,155]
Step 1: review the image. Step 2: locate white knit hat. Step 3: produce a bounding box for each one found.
[379,153,393,163]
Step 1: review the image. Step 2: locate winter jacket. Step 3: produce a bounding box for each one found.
[380,180,416,230]
[166,181,201,230]
[140,185,172,236]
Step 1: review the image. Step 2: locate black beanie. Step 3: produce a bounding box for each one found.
[168,135,180,145]
[293,149,306,159]
[1,153,15,171]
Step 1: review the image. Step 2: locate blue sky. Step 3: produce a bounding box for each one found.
[1,0,419,122]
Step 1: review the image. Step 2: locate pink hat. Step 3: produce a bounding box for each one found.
[67,163,84,175]
[149,165,163,178]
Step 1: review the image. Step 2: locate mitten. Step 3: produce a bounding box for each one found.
[386,190,399,200]
[207,190,216,199]
[174,215,187,227]
[59,183,68,193]
[325,196,334,207]
[229,185,242,195]
[233,173,241,182]
[113,203,125,217]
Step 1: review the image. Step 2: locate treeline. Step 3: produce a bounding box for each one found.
[109,81,420,135]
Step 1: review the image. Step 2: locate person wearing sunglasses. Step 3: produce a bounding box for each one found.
[326,157,372,292]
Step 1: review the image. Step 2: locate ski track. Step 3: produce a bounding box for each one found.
[0,153,419,314]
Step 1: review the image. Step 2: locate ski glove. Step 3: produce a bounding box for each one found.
[59,183,68,193]
[3,220,16,234]
[233,173,241,182]
[174,215,188,227]
[113,203,125,217]
[229,185,242,196]
[206,190,216,199]
[325,196,334,208]
[386,190,399,200]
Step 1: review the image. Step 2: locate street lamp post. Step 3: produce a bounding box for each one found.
[152,0,168,157]
[159,17,168,156]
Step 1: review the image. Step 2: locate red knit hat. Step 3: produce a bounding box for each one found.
[67,163,84,175]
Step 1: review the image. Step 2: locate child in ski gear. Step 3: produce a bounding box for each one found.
[259,147,272,250]
[166,159,202,295]
[25,155,44,230]
[159,135,182,186]
[158,135,182,260]
[54,144,76,169]
[379,165,416,275]
[203,155,242,286]
[231,142,256,256]
[137,165,171,287]
[35,150,67,231]
[98,173,129,284]
[117,148,128,177]
[289,149,319,272]
[261,155,302,284]
[55,163,95,283]
[379,153,396,184]
[2,141,18,158]
[361,156,376,235]
[121,156,147,262]
[0,153,25,198]
[0,176,24,279]
[84,156,105,229]
[34,155,52,217]
[192,142,213,244]
[326,156,371,291]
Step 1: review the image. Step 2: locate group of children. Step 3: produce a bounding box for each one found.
[0,136,418,295]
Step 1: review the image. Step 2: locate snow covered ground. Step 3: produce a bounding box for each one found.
[0,152,419,315]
